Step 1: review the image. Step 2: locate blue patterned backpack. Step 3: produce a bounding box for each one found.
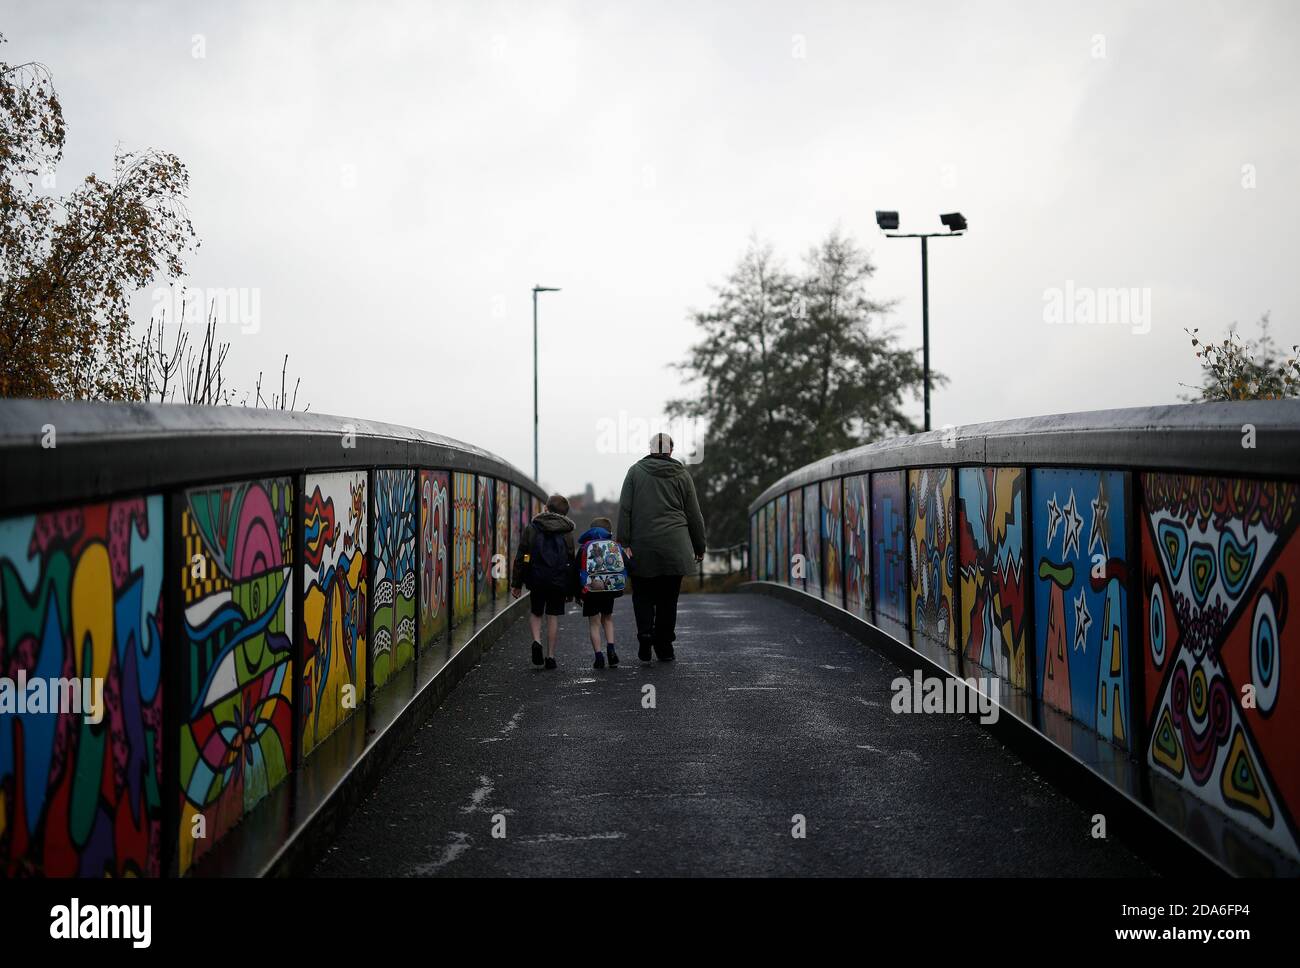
[580,538,627,594]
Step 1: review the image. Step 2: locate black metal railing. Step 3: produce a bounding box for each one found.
[681,541,750,591]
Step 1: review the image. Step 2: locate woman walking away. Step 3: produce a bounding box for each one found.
[616,433,707,662]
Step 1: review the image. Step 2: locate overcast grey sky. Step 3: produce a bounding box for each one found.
[4,0,1298,498]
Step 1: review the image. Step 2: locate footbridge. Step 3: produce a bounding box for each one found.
[1,400,1297,877]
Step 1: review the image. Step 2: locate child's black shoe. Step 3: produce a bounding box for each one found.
[544,656,557,670]
[531,641,544,666]
[607,645,619,666]
[593,652,606,669]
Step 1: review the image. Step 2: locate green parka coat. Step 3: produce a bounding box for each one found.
[616,455,707,577]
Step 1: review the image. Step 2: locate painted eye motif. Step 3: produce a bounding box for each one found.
[1149,583,1166,669]
[1252,592,1278,714]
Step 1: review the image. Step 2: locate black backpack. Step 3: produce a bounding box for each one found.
[528,528,572,591]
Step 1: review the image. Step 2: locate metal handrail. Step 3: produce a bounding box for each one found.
[749,399,1300,515]
[0,400,542,514]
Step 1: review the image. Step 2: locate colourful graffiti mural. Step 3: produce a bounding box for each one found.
[764,501,774,576]
[509,484,522,587]
[767,502,777,580]
[1033,468,1130,745]
[495,480,509,599]
[844,474,871,620]
[803,484,821,597]
[764,501,776,580]
[179,479,292,874]
[821,479,843,605]
[371,470,416,691]
[775,493,789,584]
[509,483,525,543]
[909,468,956,651]
[959,467,1030,687]
[301,472,367,758]
[872,470,907,637]
[453,472,475,624]
[476,477,493,610]
[1142,472,1300,858]
[419,470,450,648]
[788,488,804,589]
[750,514,758,580]
[1,497,164,876]
[757,505,768,580]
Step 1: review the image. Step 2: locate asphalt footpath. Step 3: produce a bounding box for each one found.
[313,593,1151,877]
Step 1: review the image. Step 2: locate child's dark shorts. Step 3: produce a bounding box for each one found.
[582,592,619,617]
[529,587,567,616]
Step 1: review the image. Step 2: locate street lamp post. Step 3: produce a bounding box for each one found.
[875,211,967,432]
[532,284,561,481]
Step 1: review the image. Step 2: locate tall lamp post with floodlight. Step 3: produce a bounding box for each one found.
[532,284,561,481]
[875,211,967,432]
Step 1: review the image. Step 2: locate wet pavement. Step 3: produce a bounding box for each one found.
[313,593,1151,877]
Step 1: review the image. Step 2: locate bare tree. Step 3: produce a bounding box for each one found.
[130,291,312,410]
[179,301,236,405]
[131,299,188,401]
[253,353,307,411]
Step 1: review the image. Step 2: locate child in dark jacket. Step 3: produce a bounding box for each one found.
[575,516,628,668]
[511,494,578,669]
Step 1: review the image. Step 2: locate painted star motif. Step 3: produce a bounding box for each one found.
[1073,588,1092,652]
[1046,494,1062,547]
[1088,491,1109,558]
[1062,489,1084,560]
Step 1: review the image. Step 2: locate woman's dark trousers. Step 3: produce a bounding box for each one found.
[631,574,683,659]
